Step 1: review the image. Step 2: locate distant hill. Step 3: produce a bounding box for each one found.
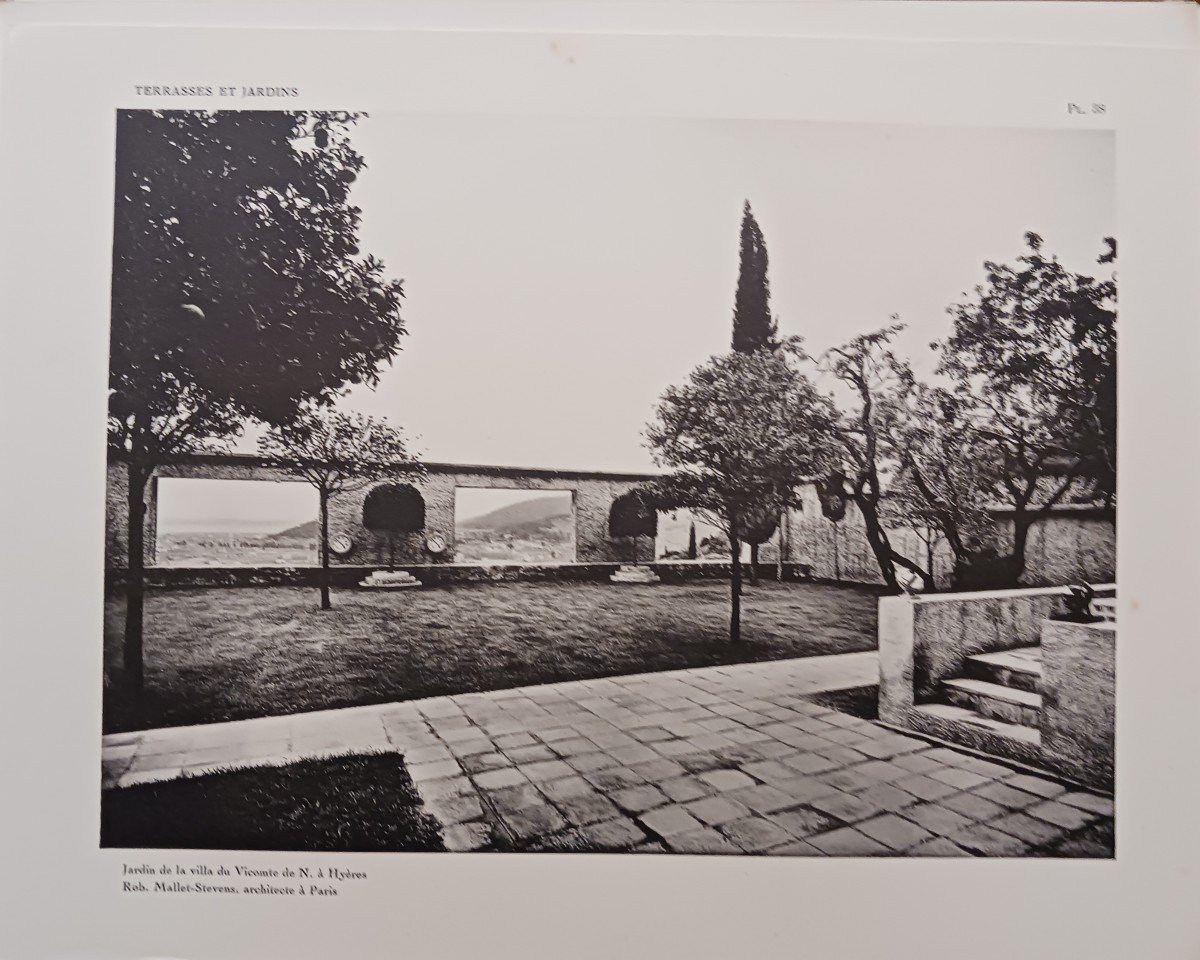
[270,519,318,540]
[458,495,571,536]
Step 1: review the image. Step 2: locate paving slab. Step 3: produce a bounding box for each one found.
[101,650,1112,856]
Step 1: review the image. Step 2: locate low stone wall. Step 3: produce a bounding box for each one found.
[878,583,1117,789]
[879,584,1115,720]
[105,560,816,591]
[1041,620,1116,790]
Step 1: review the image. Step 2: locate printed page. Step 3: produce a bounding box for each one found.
[0,2,1197,958]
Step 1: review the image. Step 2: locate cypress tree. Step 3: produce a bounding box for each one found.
[731,200,779,353]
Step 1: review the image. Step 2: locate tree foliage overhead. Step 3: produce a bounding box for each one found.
[938,233,1117,505]
[108,108,409,690]
[731,201,779,354]
[108,109,407,460]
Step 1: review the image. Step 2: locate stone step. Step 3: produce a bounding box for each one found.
[941,677,1042,727]
[609,565,661,584]
[360,570,423,589]
[1093,598,1117,623]
[964,647,1042,694]
[910,702,1041,754]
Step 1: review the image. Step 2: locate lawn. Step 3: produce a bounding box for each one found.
[101,753,445,852]
[103,579,879,733]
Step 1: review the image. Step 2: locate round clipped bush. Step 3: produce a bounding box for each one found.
[362,483,426,569]
[608,489,659,564]
[819,469,849,522]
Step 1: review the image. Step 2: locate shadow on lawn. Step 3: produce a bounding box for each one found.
[101,753,445,852]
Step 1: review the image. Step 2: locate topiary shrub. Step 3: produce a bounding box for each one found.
[608,489,659,564]
[362,483,426,570]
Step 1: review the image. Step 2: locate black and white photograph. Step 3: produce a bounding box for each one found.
[99,109,1117,858]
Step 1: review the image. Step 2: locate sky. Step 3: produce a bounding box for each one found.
[161,115,1114,531]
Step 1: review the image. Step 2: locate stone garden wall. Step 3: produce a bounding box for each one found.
[106,453,656,570]
[106,451,1114,591]
[1040,619,1116,789]
[877,583,1117,789]
[878,584,1115,720]
[780,488,1114,590]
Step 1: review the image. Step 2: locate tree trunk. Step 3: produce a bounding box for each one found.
[832,521,841,581]
[856,498,901,592]
[388,532,396,572]
[123,458,149,699]
[748,542,760,586]
[318,488,332,610]
[1010,510,1033,586]
[777,512,785,582]
[728,511,742,644]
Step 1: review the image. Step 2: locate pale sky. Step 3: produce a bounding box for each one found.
[168,115,1114,529]
[342,115,1114,472]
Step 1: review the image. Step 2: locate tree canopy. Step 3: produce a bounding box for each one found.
[108,109,408,692]
[731,201,779,354]
[933,233,1117,582]
[260,410,421,501]
[108,109,406,458]
[646,344,837,639]
[940,233,1116,494]
[261,410,422,608]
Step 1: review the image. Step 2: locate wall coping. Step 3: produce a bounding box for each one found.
[109,449,659,484]
[888,582,1117,606]
[985,503,1115,521]
[1043,619,1117,634]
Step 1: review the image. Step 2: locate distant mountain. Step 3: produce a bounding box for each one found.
[458,495,571,536]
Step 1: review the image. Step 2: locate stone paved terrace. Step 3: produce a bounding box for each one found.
[102,651,1113,857]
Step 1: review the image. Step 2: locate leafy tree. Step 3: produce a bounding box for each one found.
[646,345,837,642]
[362,483,426,570]
[730,200,782,573]
[108,109,405,694]
[936,233,1117,583]
[818,325,933,592]
[687,520,698,560]
[260,410,422,610]
[889,386,999,588]
[608,489,659,564]
[731,201,779,353]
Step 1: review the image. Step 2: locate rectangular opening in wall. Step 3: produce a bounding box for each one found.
[454,488,575,564]
[656,509,746,562]
[155,478,318,567]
